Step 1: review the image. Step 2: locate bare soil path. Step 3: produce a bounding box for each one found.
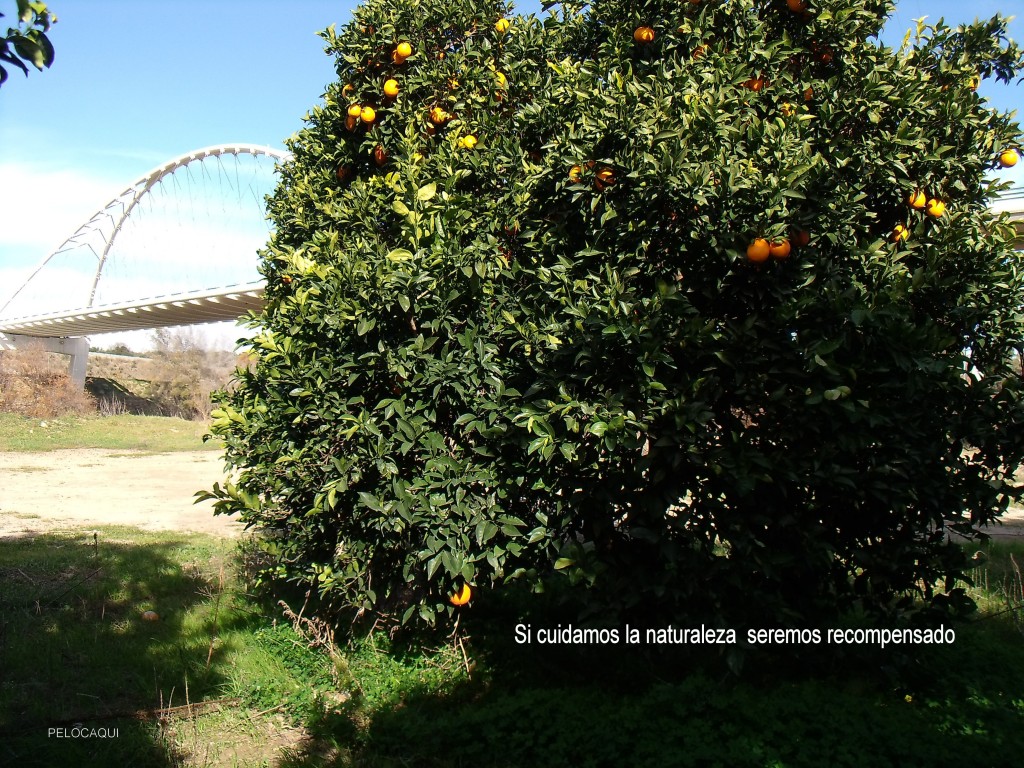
[0,449,242,538]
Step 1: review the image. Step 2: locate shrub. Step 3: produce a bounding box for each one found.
[0,343,95,418]
[208,0,1024,634]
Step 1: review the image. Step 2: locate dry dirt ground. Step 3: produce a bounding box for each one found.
[0,449,242,538]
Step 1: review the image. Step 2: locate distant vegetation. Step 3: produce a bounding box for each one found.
[0,328,247,421]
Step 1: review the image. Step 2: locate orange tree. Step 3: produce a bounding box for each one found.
[207,0,1024,632]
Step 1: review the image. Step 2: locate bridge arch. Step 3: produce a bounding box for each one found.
[0,143,292,317]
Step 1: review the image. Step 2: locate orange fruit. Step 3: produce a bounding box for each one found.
[634,26,655,44]
[791,230,811,247]
[804,86,814,101]
[787,0,808,11]
[495,18,510,34]
[383,79,399,98]
[747,238,771,262]
[360,106,376,124]
[429,106,449,125]
[692,44,708,60]
[892,224,909,242]
[780,102,795,116]
[450,584,472,606]
[594,166,616,190]
[926,198,946,218]
[281,275,293,285]
[907,189,927,209]
[373,145,388,166]
[743,77,767,92]
[967,74,980,91]
[347,104,362,118]
[342,84,354,97]
[494,71,507,88]
[769,239,791,259]
[395,41,412,59]
[569,165,583,183]
[336,164,353,182]
[1000,149,1019,167]
[345,115,358,131]
[461,134,478,150]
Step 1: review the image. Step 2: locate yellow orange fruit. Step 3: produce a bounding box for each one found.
[926,198,946,218]
[429,106,449,125]
[396,41,412,59]
[780,102,795,116]
[743,77,766,92]
[892,224,909,242]
[569,165,583,183]
[345,115,358,131]
[461,134,478,150]
[495,18,510,34]
[769,239,791,259]
[347,104,362,118]
[634,26,655,44]
[747,238,771,262]
[907,189,927,209]
[1000,149,1019,167]
[360,106,376,124]
[494,71,507,88]
[450,584,472,606]
[383,79,399,98]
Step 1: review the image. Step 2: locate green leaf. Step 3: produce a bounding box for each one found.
[554,558,574,570]
[387,248,414,262]
[416,183,437,201]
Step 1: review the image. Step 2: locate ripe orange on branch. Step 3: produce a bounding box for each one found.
[892,224,910,242]
[383,79,400,98]
[907,189,927,209]
[450,584,472,606]
[747,238,771,263]
[769,239,791,259]
[926,198,946,218]
[594,166,616,190]
[787,0,808,11]
[634,26,655,44]
[1000,149,1019,167]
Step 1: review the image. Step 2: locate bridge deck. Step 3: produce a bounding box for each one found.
[0,283,266,337]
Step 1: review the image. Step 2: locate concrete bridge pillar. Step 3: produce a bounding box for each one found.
[0,333,89,389]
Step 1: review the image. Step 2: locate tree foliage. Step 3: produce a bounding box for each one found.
[0,1,55,87]
[207,0,1024,634]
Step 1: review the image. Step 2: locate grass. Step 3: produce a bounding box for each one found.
[2,527,1022,767]
[0,413,221,452]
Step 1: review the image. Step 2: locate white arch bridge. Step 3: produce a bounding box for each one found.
[0,143,292,387]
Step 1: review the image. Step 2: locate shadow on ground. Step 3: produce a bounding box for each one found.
[275,591,1024,768]
[0,530,255,767]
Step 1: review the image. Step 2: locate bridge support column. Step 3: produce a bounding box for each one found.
[0,333,89,390]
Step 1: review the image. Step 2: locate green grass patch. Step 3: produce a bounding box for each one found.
[0,413,221,452]
[0,527,333,767]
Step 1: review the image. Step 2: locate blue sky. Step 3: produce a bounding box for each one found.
[0,0,1020,349]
